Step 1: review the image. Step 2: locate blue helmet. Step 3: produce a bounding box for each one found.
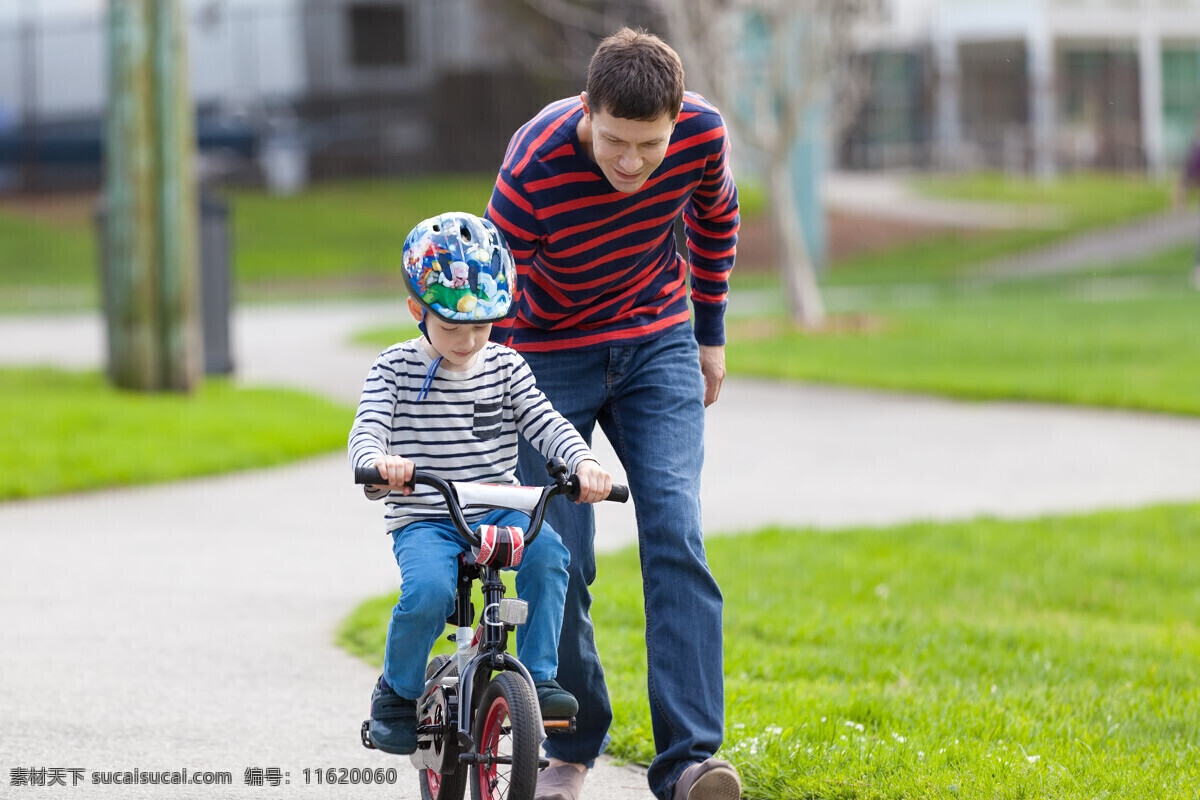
[402,212,516,324]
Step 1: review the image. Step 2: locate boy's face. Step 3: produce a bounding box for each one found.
[410,298,491,371]
[582,94,678,194]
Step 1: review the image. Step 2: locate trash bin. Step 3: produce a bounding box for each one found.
[95,191,234,375]
[198,192,234,374]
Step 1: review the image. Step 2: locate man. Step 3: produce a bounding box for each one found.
[486,27,741,800]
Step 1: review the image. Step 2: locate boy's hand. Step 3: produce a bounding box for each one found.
[373,456,415,495]
[574,459,613,505]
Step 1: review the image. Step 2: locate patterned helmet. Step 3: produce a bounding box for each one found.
[402,212,516,323]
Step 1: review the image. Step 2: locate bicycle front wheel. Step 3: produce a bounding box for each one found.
[470,671,540,800]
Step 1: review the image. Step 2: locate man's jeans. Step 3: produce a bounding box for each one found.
[383,510,570,701]
[517,324,725,800]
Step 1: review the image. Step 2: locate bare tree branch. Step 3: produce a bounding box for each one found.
[521,0,610,33]
[646,0,884,328]
[499,0,883,328]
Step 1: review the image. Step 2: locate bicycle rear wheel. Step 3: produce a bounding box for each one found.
[418,656,467,800]
[470,671,539,800]
[422,767,467,800]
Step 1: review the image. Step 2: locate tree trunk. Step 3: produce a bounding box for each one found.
[103,0,201,392]
[152,0,201,391]
[104,0,160,390]
[763,159,826,330]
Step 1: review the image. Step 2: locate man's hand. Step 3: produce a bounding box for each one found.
[699,344,726,407]
[373,455,415,495]
[573,459,613,505]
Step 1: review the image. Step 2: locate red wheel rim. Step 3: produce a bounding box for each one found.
[426,770,442,797]
[477,695,511,800]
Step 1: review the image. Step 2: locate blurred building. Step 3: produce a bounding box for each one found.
[844,0,1200,176]
[0,0,555,191]
[7,0,1196,188]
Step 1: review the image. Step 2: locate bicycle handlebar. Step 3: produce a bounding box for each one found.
[354,459,628,548]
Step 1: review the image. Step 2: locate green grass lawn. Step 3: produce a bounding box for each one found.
[228,176,500,285]
[352,249,1200,419]
[725,256,1200,416]
[0,367,352,500]
[0,175,500,309]
[0,171,1170,305]
[219,171,1192,421]
[0,208,95,287]
[339,503,1200,800]
[910,171,1169,219]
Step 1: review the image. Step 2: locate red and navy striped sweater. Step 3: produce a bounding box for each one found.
[485,92,739,351]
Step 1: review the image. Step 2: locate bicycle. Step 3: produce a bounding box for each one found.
[355,458,628,800]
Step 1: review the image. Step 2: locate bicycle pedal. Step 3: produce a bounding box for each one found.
[542,717,577,735]
[539,758,550,769]
[360,720,377,750]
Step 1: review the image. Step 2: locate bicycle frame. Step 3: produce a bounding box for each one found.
[418,561,549,769]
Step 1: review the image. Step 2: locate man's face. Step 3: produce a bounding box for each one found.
[585,102,677,194]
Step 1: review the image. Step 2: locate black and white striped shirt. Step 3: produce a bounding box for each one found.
[349,338,594,534]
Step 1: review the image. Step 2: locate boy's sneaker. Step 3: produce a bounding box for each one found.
[368,676,417,755]
[534,679,578,718]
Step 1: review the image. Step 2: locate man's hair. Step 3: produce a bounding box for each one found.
[586,27,684,122]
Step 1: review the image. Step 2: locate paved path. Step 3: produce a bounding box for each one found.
[978,207,1199,278]
[4,301,1200,799]
[824,171,1062,229]
[822,172,1200,313]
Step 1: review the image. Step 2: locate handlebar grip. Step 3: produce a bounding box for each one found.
[355,466,420,492]
[607,484,630,503]
[565,476,629,503]
[354,466,384,485]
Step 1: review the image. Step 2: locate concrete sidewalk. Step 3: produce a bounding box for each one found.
[978,207,1199,278]
[3,302,1200,799]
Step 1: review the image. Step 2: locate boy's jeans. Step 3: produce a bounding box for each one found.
[383,509,570,701]
[516,324,725,800]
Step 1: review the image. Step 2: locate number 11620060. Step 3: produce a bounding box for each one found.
[303,767,398,785]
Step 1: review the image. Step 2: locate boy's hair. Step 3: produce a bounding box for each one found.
[586,27,684,122]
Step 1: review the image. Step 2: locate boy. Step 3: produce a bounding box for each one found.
[349,211,613,755]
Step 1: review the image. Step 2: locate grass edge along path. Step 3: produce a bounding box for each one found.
[824,172,1172,287]
[0,367,353,500]
[355,281,1200,421]
[339,503,1200,800]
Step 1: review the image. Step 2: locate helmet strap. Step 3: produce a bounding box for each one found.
[415,309,442,401]
[416,355,443,402]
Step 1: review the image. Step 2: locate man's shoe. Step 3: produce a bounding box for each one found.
[673,758,742,800]
[534,763,587,800]
[534,679,579,718]
[368,676,417,755]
